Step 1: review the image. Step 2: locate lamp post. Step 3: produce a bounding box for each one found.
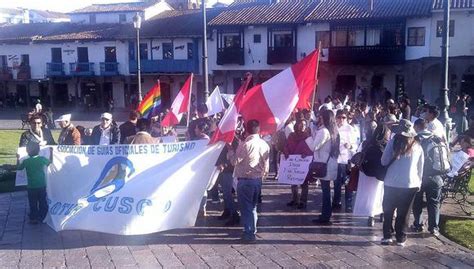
[202,0,210,102]
[133,12,143,102]
[439,0,451,140]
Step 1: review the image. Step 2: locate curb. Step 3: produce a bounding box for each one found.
[438,215,474,254]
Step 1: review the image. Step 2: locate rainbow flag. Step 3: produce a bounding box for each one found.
[137,82,162,118]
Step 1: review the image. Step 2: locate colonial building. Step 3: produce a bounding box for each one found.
[0,8,69,24]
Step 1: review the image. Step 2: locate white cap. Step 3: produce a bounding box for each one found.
[55,114,71,122]
[101,112,113,120]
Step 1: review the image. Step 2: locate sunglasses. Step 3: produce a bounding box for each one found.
[101,118,111,121]
[32,121,42,125]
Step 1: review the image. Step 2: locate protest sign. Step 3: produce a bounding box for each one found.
[447,150,470,177]
[277,155,312,185]
[34,141,223,235]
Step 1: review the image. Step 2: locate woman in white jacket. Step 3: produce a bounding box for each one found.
[306,109,340,225]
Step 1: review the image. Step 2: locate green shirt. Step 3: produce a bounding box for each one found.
[17,156,51,189]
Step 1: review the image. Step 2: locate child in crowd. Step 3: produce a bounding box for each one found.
[17,142,53,224]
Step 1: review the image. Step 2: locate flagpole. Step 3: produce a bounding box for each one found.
[310,42,322,115]
[187,73,194,128]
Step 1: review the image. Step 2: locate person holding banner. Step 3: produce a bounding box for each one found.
[306,109,340,225]
[229,120,270,243]
[90,113,120,145]
[216,142,239,226]
[19,114,56,147]
[56,114,81,145]
[17,142,52,224]
[283,118,312,209]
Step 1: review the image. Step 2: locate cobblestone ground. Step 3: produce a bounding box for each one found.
[0,181,473,268]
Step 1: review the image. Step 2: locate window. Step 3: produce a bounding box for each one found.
[407,27,425,46]
[119,14,126,23]
[315,31,330,48]
[366,28,381,46]
[89,14,96,24]
[331,30,347,47]
[436,20,455,37]
[187,42,194,59]
[20,55,29,66]
[273,32,293,47]
[0,55,7,67]
[348,28,365,46]
[253,34,261,43]
[104,47,117,62]
[162,43,173,60]
[139,43,148,60]
[223,34,241,48]
[77,47,89,63]
[51,48,62,63]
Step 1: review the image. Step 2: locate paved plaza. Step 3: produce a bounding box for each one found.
[0,181,472,268]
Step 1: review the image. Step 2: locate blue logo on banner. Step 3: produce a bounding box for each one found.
[87,157,135,203]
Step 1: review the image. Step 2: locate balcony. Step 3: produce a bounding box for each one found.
[0,66,13,80]
[129,59,199,74]
[100,62,119,76]
[16,65,31,80]
[267,47,297,65]
[217,48,244,65]
[328,46,405,65]
[69,62,95,76]
[46,63,65,77]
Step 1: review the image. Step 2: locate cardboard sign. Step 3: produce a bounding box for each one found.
[277,155,312,185]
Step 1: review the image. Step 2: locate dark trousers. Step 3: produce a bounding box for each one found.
[383,186,418,242]
[412,176,443,232]
[320,180,332,221]
[208,174,221,201]
[27,187,48,222]
[333,164,353,208]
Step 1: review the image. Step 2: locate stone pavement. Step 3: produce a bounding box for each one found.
[0,181,473,268]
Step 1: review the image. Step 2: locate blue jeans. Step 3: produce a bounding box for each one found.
[412,176,443,231]
[237,178,262,237]
[221,172,236,215]
[320,180,332,221]
[333,164,353,208]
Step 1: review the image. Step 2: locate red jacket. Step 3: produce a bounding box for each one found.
[283,132,313,157]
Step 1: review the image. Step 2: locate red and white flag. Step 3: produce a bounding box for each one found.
[211,50,319,143]
[161,74,193,127]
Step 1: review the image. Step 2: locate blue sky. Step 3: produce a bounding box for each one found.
[1,0,234,12]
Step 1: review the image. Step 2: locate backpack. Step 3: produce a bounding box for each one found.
[360,144,387,181]
[421,136,451,177]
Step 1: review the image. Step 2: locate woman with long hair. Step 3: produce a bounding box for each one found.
[306,109,340,225]
[380,119,424,246]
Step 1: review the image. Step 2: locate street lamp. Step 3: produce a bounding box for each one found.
[133,12,143,102]
[202,0,209,102]
[440,0,451,140]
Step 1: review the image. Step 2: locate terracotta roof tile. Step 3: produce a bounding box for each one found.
[432,0,474,9]
[209,0,319,26]
[305,0,432,22]
[69,1,157,14]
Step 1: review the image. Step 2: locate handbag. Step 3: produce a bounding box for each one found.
[347,166,360,192]
[308,155,331,182]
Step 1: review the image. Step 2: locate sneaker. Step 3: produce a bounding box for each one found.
[287,201,297,207]
[430,229,440,237]
[411,224,424,233]
[396,240,406,247]
[241,235,257,244]
[367,217,375,227]
[381,238,393,245]
[297,202,307,209]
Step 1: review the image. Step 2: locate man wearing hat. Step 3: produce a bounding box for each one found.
[90,113,120,145]
[56,114,81,145]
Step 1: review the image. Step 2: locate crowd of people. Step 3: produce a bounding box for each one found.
[16,90,474,245]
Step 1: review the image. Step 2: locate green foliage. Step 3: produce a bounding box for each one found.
[443,218,474,251]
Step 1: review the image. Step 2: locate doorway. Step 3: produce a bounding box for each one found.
[160,82,171,110]
[335,75,356,98]
[461,75,474,95]
[103,82,113,108]
[371,75,384,104]
[53,84,68,107]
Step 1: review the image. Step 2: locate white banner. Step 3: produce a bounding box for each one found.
[36,141,223,235]
[277,155,312,185]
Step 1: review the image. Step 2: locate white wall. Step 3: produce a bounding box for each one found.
[149,38,194,60]
[0,40,130,79]
[70,12,139,24]
[144,1,172,20]
[429,11,474,57]
[297,23,330,62]
[405,17,431,60]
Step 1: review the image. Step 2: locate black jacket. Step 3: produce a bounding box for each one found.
[19,128,56,147]
[90,122,120,145]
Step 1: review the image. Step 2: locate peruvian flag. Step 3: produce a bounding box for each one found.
[161,74,193,127]
[211,50,319,143]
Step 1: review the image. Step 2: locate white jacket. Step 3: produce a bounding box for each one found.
[305,126,338,181]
